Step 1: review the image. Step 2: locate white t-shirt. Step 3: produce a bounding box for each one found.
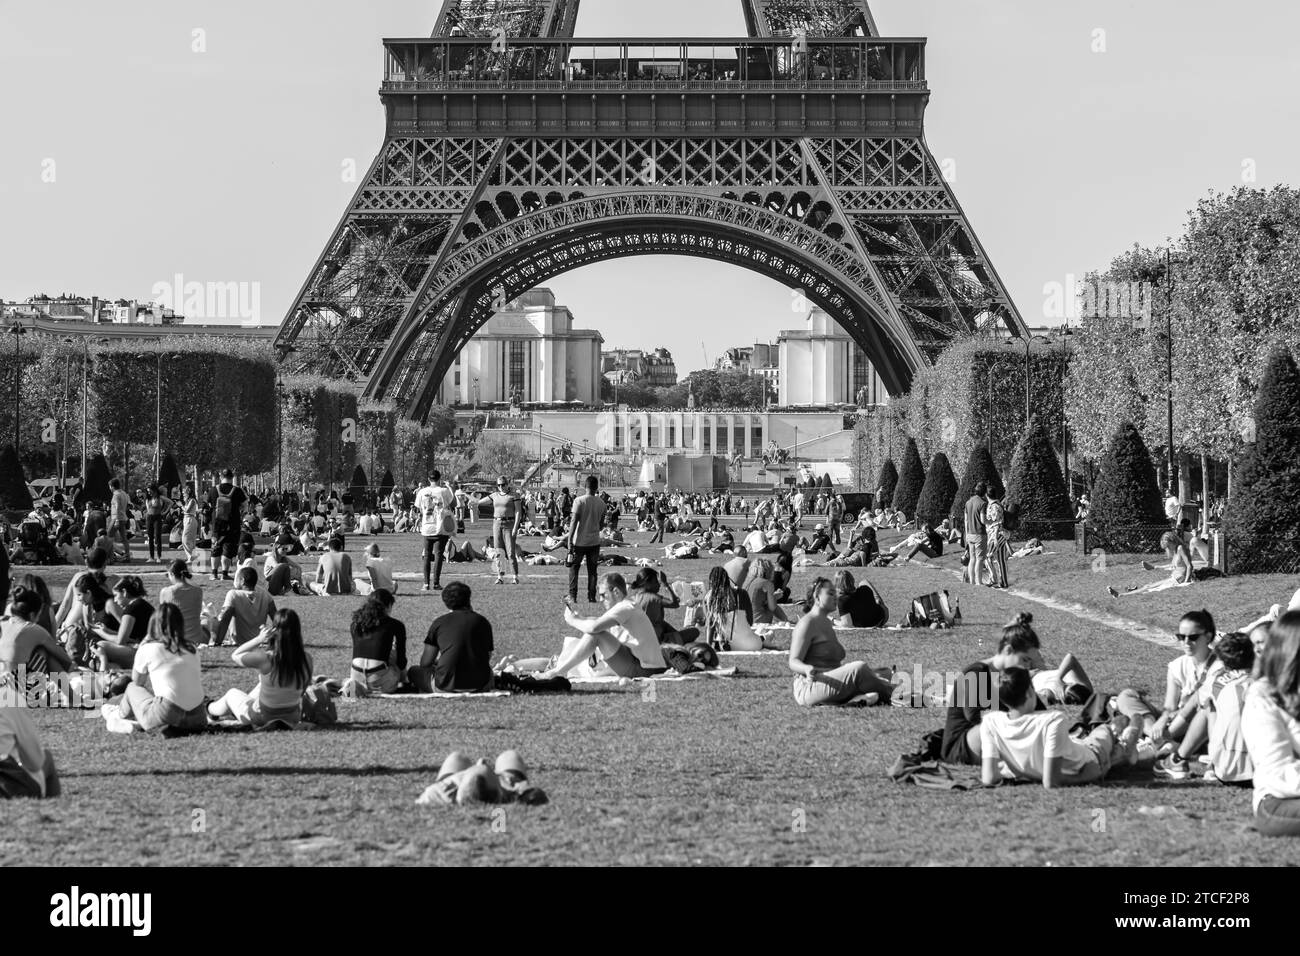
[415,484,455,537]
[1242,680,1300,811]
[365,556,395,592]
[134,642,204,711]
[604,599,666,670]
[110,489,132,524]
[1167,654,1221,710]
[742,529,767,553]
[1164,495,1181,520]
[980,709,1097,781]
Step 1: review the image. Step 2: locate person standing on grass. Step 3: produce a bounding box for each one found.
[1243,612,1300,836]
[541,573,667,680]
[979,667,1124,789]
[416,470,456,592]
[108,479,133,564]
[489,476,523,586]
[179,484,200,560]
[142,484,172,563]
[111,604,208,734]
[207,469,247,582]
[788,577,894,707]
[410,582,495,693]
[962,481,988,586]
[567,476,604,604]
[212,568,277,648]
[985,488,1010,589]
[207,609,312,729]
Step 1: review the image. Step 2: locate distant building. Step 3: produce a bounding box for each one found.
[778,308,887,407]
[434,288,603,406]
[602,347,677,388]
[2,295,185,325]
[716,342,778,401]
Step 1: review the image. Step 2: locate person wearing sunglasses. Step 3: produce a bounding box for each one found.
[540,573,666,680]
[1147,610,1223,778]
[489,476,523,586]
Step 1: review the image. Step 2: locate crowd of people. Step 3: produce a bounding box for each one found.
[2,463,1299,842]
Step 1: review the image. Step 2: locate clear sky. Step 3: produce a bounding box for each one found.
[2,1,1296,372]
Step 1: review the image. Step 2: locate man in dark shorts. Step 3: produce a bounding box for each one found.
[207,469,247,581]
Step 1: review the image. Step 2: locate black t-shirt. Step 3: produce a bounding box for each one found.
[351,617,408,670]
[940,660,1046,764]
[113,597,154,646]
[425,608,494,692]
[837,585,886,628]
[925,528,944,556]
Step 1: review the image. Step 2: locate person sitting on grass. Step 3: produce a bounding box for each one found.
[1243,611,1300,835]
[1206,631,1256,787]
[53,547,109,630]
[11,574,55,637]
[92,576,153,672]
[109,604,208,735]
[0,705,60,799]
[821,526,880,568]
[744,559,789,627]
[409,582,495,693]
[212,568,277,649]
[700,564,765,652]
[1031,651,1093,706]
[1147,610,1223,779]
[311,536,354,595]
[206,609,312,730]
[263,546,304,597]
[159,559,206,651]
[940,613,1047,765]
[539,573,668,680]
[830,570,888,628]
[788,577,894,707]
[897,522,944,564]
[0,587,73,682]
[357,542,396,595]
[630,568,686,644]
[980,667,1125,790]
[349,589,408,694]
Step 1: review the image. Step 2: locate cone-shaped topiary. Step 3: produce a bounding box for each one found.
[1225,348,1300,574]
[157,452,182,492]
[379,468,395,498]
[0,445,32,513]
[1090,420,1165,534]
[1005,413,1074,539]
[952,444,1006,530]
[876,459,898,509]
[916,452,958,527]
[894,438,926,520]
[75,454,114,508]
[349,465,368,506]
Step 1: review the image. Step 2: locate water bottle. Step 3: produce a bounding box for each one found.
[954,598,963,625]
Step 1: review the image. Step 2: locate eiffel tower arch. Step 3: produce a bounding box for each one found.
[277,0,1027,421]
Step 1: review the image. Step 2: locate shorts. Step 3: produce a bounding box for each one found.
[604,645,667,680]
[138,695,208,733]
[233,688,302,729]
[214,524,239,559]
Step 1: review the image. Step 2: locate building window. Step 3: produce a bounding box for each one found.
[509,340,526,400]
[752,417,763,452]
[717,421,729,455]
[667,422,676,448]
[852,344,870,405]
[683,418,694,448]
[614,420,623,449]
[702,422,712,453]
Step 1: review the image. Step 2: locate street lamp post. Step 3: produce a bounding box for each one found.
[276,373,285,493]
[9,321,26,451]
[1163,248,1177,494]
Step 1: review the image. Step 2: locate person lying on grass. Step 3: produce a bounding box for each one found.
[207,609,312,730]
[213,568,277,648]
[92,576,153,672]
[1031,652,1093,707]
[349,589,408,695]
[980,667,1126,790]
[788,577,894,707]
[409,582,495,693]
[111,604,208,734]
[539,573,668,680]
[1243,611,1300,837]
[940,613,1046,765]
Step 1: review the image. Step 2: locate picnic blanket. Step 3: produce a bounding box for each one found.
[566,666,738,686]
[369,690,511,700]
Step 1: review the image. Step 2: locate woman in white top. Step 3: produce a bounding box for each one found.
[180,484,201,559]
[207,609,312,729]
[1243,611,1300,836]
[114,604,207,733]
[158,559,205,651]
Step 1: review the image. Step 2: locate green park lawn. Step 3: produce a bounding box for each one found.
[3,521,1298,867]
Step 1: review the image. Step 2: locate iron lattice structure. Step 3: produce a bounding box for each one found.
[278,0,1026,421]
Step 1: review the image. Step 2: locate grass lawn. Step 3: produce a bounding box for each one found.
[3,521,1298,866]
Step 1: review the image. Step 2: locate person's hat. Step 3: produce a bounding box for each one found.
[455,762,502,805]
[723,556,751,587]
[494,749,528,780]
[815,523,824,531]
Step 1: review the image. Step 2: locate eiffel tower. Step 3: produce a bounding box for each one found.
[277,0,1027,421]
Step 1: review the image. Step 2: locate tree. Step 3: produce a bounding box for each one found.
[915,452,957,527]
[379,468,396,499]
[1005,414,1074,539]
[876,459,898,508]
[0,445,32,513]
[952,445,1005,530]
[75,454,113,507]
[158,453,182,491]
[680,369,766,409]
[476,437,529,479]
[1089,421,1166,534]
[349,465,368,506]
[1225,348,1300,573]
[425,405,458,447]
[894,439,926,519]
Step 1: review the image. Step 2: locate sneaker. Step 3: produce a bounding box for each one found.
[495,575,504,585]
[421,584,430,592]
[1153,754,1190,780]
[512,575,520,585]
[1106,586,1119,599]
[1141,561,1156,571]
